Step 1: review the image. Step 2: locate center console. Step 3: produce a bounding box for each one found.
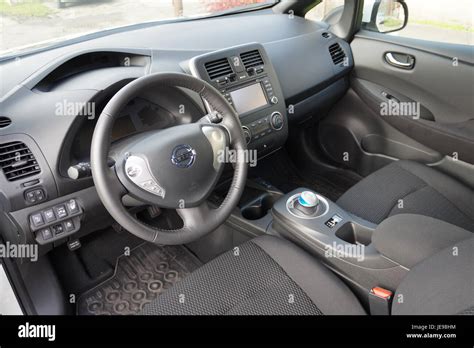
[189,43,288,156]
[270,188,410,298]
[269,188,474,307]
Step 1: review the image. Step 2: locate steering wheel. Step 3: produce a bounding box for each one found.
[91,73,248,245]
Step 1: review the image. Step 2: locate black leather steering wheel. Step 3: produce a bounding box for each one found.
[91,72,248,245]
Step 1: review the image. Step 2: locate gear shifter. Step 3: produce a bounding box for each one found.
[295,191,319,215]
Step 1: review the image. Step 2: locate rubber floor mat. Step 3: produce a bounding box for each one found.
[77,243,202,315]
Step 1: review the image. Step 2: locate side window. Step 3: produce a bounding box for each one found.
[362,0,473,46]
[305,0,345,23]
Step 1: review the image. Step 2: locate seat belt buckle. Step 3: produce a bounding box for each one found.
[369,286,393,315]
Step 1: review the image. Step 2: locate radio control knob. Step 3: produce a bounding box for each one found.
[270,112,284,130]
[270,96,279,104]
[242,126,252,145]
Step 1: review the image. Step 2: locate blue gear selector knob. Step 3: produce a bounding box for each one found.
[296,191,319,215]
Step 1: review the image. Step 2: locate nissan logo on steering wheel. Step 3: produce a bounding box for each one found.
[171,144,196,168]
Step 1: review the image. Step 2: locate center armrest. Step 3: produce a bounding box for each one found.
[372,214,472,269]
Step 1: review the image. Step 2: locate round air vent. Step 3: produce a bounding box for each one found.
[0,117,12,128]
[322,32,332,39]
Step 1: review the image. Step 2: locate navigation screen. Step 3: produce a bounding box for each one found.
[230,83,267,115]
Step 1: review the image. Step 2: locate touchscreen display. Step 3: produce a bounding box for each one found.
[229,83,267,115]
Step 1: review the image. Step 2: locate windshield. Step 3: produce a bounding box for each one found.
[0,0,276,56]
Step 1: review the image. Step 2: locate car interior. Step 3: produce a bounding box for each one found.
[0,0,473,317]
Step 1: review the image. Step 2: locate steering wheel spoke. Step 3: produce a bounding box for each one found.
[176,201,212,232]
[108,165,129,198]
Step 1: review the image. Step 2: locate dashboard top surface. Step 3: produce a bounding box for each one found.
[0,12,325,97]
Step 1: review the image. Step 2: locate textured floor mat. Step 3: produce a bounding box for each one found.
[77,243,202,315]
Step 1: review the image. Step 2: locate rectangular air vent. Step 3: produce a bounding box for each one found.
[0,141,40,181]
[329,43,346,65]
[204,58,233,80]
[240,50,264,69]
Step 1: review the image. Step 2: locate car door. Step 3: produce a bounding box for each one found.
[318,0,474,181]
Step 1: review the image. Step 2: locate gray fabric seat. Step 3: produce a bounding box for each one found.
[140,235,366,315]
[392,236,474,315]
[337,160,474,232]
[140,234,474,315]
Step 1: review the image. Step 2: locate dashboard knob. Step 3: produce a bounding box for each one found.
[242,126,252,145]
[270,112,283,130]
[270,96,279,104]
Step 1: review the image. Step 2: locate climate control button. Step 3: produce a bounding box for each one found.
[270,112,284,130]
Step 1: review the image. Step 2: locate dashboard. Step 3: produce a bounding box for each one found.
[0,11,353,252]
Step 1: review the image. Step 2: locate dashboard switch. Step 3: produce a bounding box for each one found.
[24,187,46,204]
[54,205,68,219]
[66,199,79,214]
[39,227,53,241]
[52,224,64,236]
[30,213,44,227]
[43,208,56,223]
[64,220,75,232]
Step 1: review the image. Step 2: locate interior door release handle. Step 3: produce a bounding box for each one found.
[385,52,415,69]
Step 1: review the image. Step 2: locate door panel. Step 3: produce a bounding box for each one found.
[319,29,474,175]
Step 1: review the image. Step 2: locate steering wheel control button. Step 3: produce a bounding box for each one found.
[66,199,79,214]
[30,213,44,227]
[126,165,141,178]
[139,180,166,197]
[54,204,68,219]
[171,144,196,168]
[43,209,56,223]
[125,155,166,198]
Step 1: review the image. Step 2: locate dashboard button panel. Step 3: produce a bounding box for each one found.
[29,198,83,244]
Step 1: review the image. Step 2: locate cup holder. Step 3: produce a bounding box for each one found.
[241,193,278,220]
[335,223,372,246]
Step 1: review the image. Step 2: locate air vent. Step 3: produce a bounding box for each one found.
[204,58,232,80]
[0,117,12,128]
[0,141,41,181]
[329,43,346,65]
[240,50,264,69]
[322,32,331,39]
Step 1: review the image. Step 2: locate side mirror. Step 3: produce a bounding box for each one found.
[362,0,408,33]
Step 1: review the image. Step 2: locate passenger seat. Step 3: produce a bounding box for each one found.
[337,160,474,232]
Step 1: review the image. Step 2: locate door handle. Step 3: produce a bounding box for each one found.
[385,52,415,69]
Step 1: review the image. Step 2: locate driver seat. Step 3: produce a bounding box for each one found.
[141,235,366,315]
[141,234,474,315]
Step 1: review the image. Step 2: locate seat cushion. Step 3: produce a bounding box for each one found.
[392,236,474,315]
[140,235,366,315]
[337,160,474,232]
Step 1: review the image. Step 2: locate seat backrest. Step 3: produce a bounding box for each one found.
[392,236,473,315]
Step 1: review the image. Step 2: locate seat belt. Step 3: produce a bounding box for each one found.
[369,286,393,315]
